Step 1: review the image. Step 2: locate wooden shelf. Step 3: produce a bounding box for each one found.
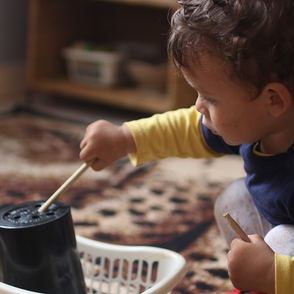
[93,0,178,9]
[30,77,173,113]
[26,0,196,114]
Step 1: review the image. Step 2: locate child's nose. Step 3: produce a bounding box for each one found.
[195,97,206,115]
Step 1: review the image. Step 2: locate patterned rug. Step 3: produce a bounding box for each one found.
[0,110,239,293]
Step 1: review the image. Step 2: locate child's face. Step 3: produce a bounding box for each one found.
[182,53,272,146]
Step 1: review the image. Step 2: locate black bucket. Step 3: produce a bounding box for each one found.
[0,201,87,294]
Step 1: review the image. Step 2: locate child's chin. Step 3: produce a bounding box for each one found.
[222,138,242,146]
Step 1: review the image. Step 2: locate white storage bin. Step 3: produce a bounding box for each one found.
[63,48,123,87]
[0,235,187,294]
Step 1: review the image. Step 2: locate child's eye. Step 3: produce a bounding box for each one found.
[200,96,215,104]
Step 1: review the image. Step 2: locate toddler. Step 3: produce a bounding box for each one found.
[80,0,294,293]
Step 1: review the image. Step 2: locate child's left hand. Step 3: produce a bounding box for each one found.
[227,234,275,294]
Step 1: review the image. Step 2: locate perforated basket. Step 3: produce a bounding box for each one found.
[0,235,187,294]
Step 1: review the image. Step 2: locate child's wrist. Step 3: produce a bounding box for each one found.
[121,124,137,154]
[265,256,275,294]
[259,252,275,294]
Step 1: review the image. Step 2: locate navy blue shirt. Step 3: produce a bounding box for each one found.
[201,121,294,226]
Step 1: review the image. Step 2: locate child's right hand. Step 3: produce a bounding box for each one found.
[79,120,136,171]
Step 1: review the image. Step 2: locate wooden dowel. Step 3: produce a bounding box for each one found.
[223,212,251,243]
[38,159,96,212]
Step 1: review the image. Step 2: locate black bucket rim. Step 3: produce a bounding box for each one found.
[0,201,69,229]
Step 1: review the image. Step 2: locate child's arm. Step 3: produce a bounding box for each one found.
[79,120,136,171]
[228,234,275,294]
[125,106,223,165]
[80,107,224,170]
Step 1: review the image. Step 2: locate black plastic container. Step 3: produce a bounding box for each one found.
[0,201,87,294]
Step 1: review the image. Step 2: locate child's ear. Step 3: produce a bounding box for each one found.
[262,82,293,117]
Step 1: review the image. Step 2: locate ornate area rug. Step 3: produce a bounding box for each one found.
[0,110,245,293]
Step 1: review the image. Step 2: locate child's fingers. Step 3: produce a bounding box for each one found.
[79,145,95,163]
[247,234,264,243]
[80,138,87,150]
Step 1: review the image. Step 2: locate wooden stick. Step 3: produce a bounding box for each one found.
[223,212,251,243]
[38,159,96,212]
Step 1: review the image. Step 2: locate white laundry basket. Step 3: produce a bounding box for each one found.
[0,235,187,294]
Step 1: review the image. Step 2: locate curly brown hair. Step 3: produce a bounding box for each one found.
[168,0,294,95]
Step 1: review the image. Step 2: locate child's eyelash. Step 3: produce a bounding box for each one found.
[200,96,215,104]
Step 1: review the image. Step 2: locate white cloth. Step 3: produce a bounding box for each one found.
[214,178,294,256]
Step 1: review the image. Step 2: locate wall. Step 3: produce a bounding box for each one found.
[0,0,29,111]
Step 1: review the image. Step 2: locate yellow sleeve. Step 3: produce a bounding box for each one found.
[124,106,224,166]
[275,253,294,294]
